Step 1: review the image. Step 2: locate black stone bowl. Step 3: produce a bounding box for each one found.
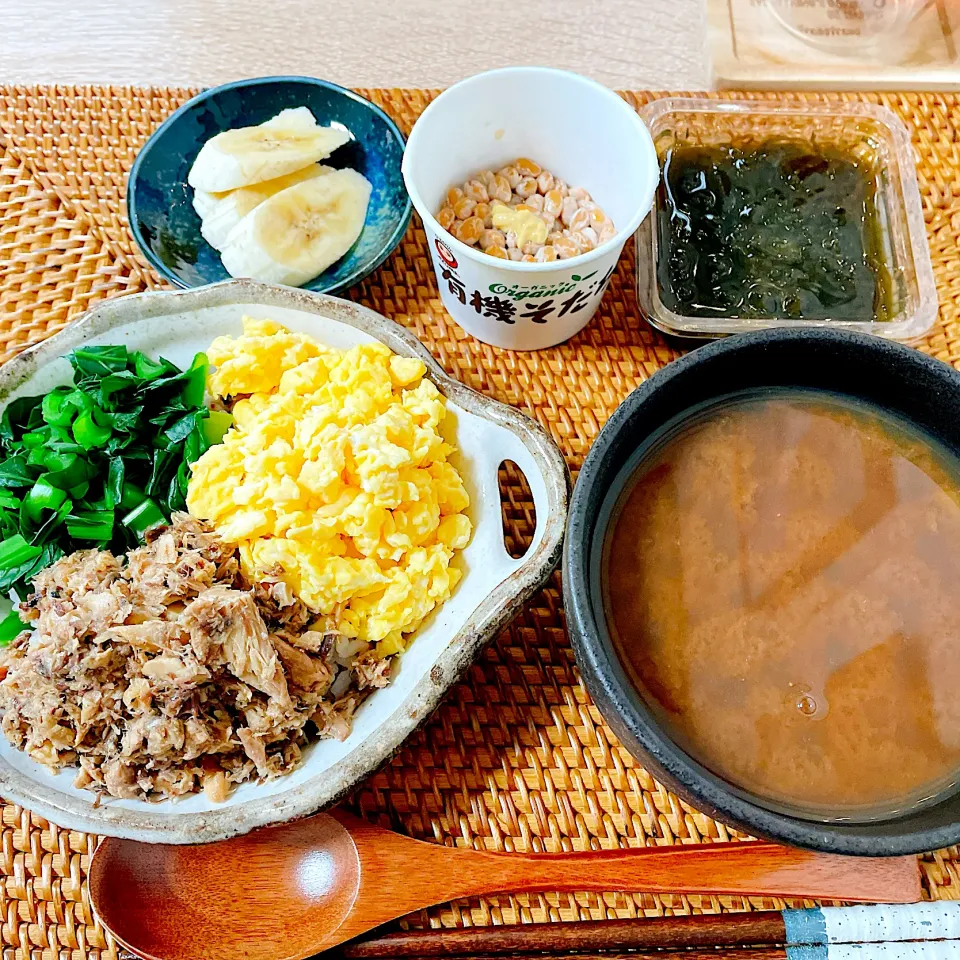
[564,326,960,856]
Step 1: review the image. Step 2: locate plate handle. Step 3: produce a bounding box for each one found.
[487,424,552,572]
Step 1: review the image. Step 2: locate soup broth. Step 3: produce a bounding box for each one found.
[602,391,960,819]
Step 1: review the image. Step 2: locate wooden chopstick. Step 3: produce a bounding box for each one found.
[345,952,789,960]
[342,903,960,959]
[342,911,789,958]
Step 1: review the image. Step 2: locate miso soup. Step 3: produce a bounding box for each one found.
[602,390,960,820]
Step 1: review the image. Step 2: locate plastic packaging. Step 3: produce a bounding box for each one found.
[637,98,937,341]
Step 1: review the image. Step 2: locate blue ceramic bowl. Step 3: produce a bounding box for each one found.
[127,76,411,292]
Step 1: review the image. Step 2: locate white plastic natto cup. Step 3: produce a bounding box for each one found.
[402,67,659,350]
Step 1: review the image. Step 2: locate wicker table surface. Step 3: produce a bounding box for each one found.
[0,85,957,960]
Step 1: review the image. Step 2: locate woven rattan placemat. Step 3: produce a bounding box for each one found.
[0,85,957,959]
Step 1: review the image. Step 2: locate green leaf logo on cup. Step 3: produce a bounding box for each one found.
[403,67,659,351]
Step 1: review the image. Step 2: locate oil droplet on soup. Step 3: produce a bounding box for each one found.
[796,693,820,718]
[602,391,960,819]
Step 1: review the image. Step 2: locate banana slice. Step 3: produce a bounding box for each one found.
[197,164,334,251]
[220,169,371,286]
[187,107,352,192]
[192,187,223,221]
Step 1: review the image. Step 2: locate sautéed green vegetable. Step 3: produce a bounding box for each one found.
[0,345,232,606]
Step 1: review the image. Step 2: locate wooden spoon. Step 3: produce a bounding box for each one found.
[90,809,921,960]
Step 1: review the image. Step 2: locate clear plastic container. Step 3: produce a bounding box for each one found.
[637,98,937,341]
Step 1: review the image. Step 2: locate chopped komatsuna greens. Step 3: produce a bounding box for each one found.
[0,345,232,599]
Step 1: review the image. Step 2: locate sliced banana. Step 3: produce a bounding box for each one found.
[187,107,352,192]
[198,164,334,251]
[192,187,224,221]
[220,169,372,286]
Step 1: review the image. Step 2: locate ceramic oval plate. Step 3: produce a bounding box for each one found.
[0,280,568,843]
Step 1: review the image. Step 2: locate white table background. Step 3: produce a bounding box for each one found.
[1,0,709,90]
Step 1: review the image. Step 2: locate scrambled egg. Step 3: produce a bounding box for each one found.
[187,317,472,655]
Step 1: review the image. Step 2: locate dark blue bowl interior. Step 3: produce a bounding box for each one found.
[127,77,411,292]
